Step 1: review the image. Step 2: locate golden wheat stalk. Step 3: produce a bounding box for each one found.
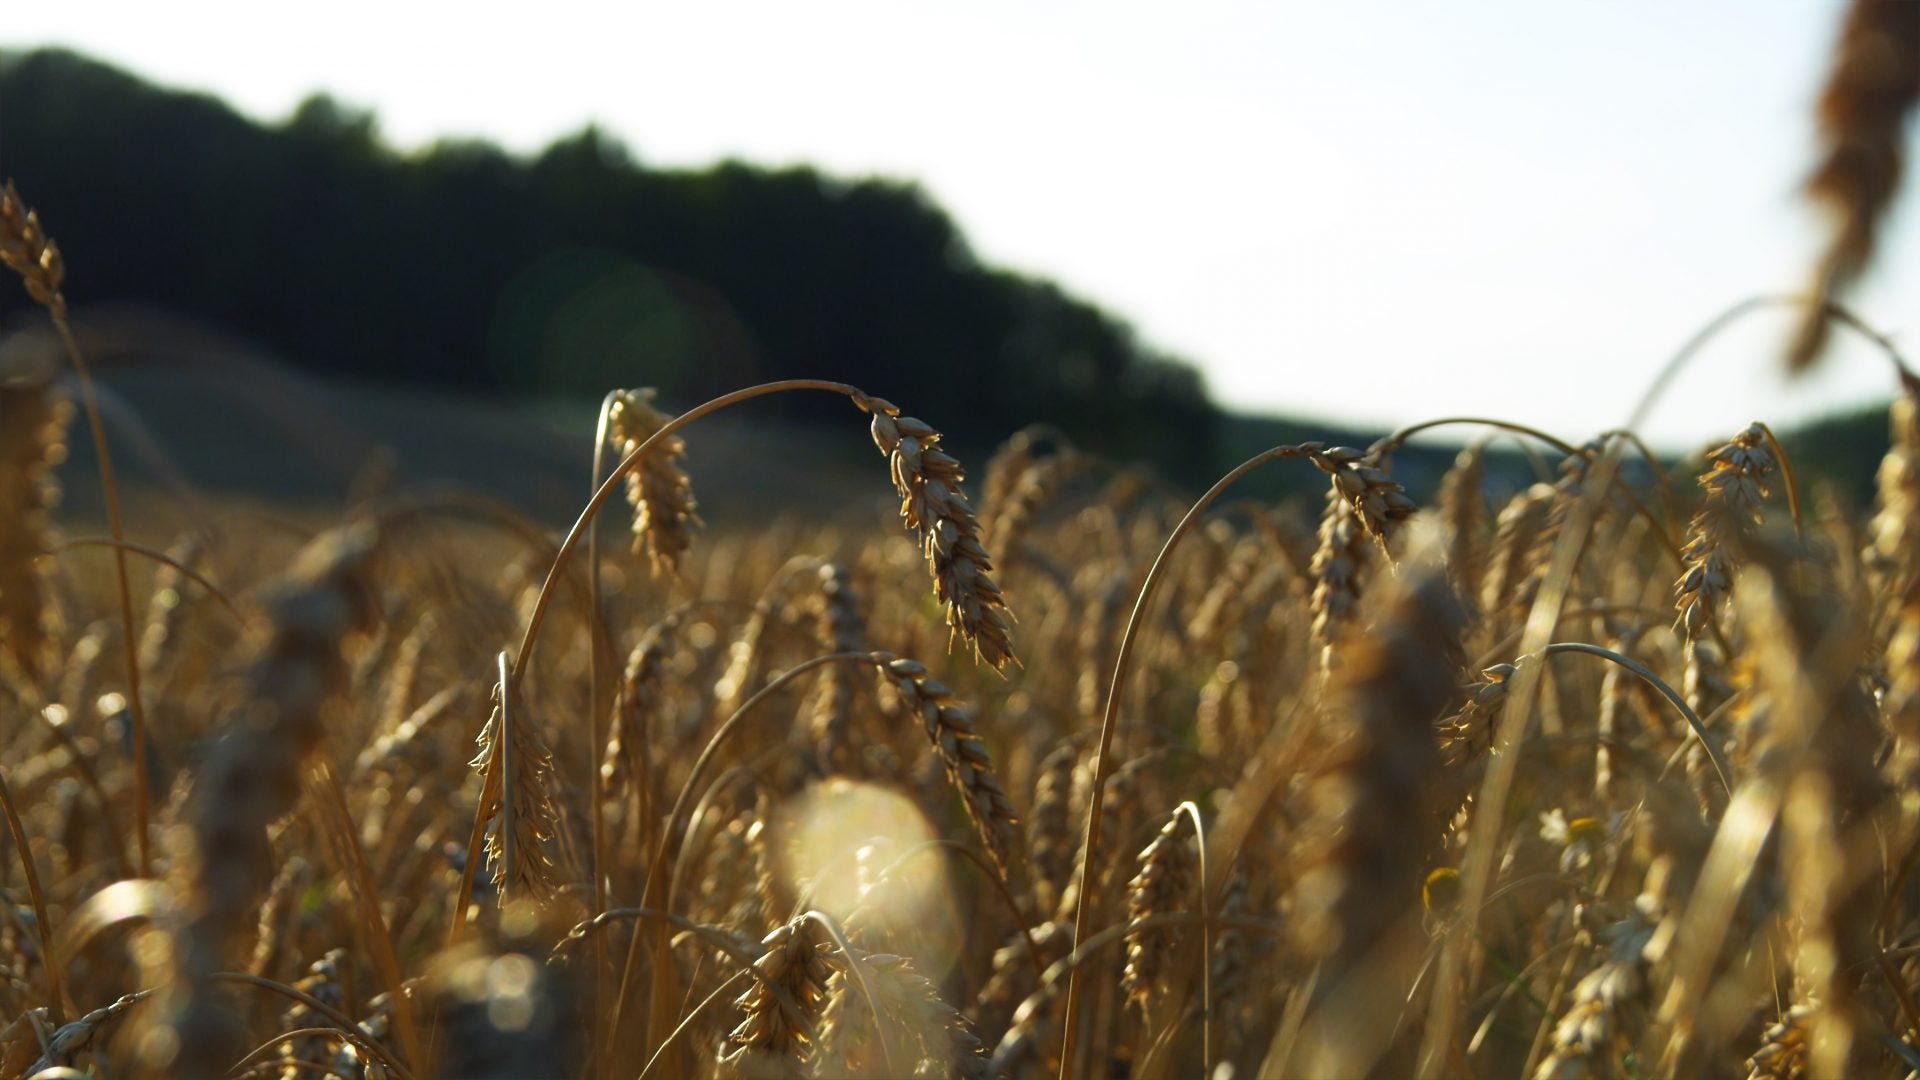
[1786,0,1920,371]
[158,525,381,1076]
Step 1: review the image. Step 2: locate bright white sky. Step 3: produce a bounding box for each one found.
[7,0,1916,446]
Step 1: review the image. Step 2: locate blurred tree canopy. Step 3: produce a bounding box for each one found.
[0,48,1217,474]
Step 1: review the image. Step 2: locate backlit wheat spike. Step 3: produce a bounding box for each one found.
[277,948,348,1076]
[971,920,1072,1048]
[1884,571,1920,802]
[988,971,1065,1080]
[1739,534,1884,1078]
[249,855,315,978]
[1746,1004,1815,1080]
[607,387,701,577]
[0,179,67,315]
[1188,536,1263,652]
[1310,486,1369,678]
[605,612,678,812]
[1534,899,1657,1078]
[1076,568,1129,717]
[877,655,1018,870]
[24,989,155,1076]
[856,394,1017,670]
[1865,375,1920,607]
[1026,739,1080,916]
[471,669,567,907]
[1436,442,1489,611]
[0,375,71,685]
[1512,439,1611,616]
[1120,806,1196,1011]
[981,423,1067,520]
[1786,0,1920,371]
[818,950,987,1079]
[714,555,821,721]
[1481,482,1555,620]
[986,439,1080,582]
[1437,660,1526,771]
[807,563,865,775]
[1674,423,1774,640]
[721,917,837,1076]
[1309,444,1417,545]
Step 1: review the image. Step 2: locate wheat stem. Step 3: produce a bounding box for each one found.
[0,763,65,1023]
[1540,641,1729,794]
[610,649,875,1068]
[51,536,243,620]
[511,379,862,685]
[207,972,414,1080]
[1059,441,1408,1078]
[1753,421,1804,538]
[49,317,152,878]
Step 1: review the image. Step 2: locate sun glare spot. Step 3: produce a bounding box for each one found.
[776,779,961,971]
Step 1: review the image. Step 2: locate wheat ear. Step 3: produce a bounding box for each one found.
[0,375,71,685]
[858,395,1018,670]
[606,388,702,576]
[720,916,837,1075]
[1119,806,1197,1012]
[1786,0,1920,371]
[471,652,568,907]
[1674,424,1775,639]
[878,655,1019,870]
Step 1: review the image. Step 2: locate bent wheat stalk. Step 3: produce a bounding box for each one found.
[1,179,155,876]
[1057,441,1413,1078]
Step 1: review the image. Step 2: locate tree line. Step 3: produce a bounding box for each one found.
[0,49,1218,475]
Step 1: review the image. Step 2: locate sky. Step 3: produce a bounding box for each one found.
[6,0,1916,447]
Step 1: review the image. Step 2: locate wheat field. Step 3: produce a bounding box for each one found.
[2,11,1920,1073]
